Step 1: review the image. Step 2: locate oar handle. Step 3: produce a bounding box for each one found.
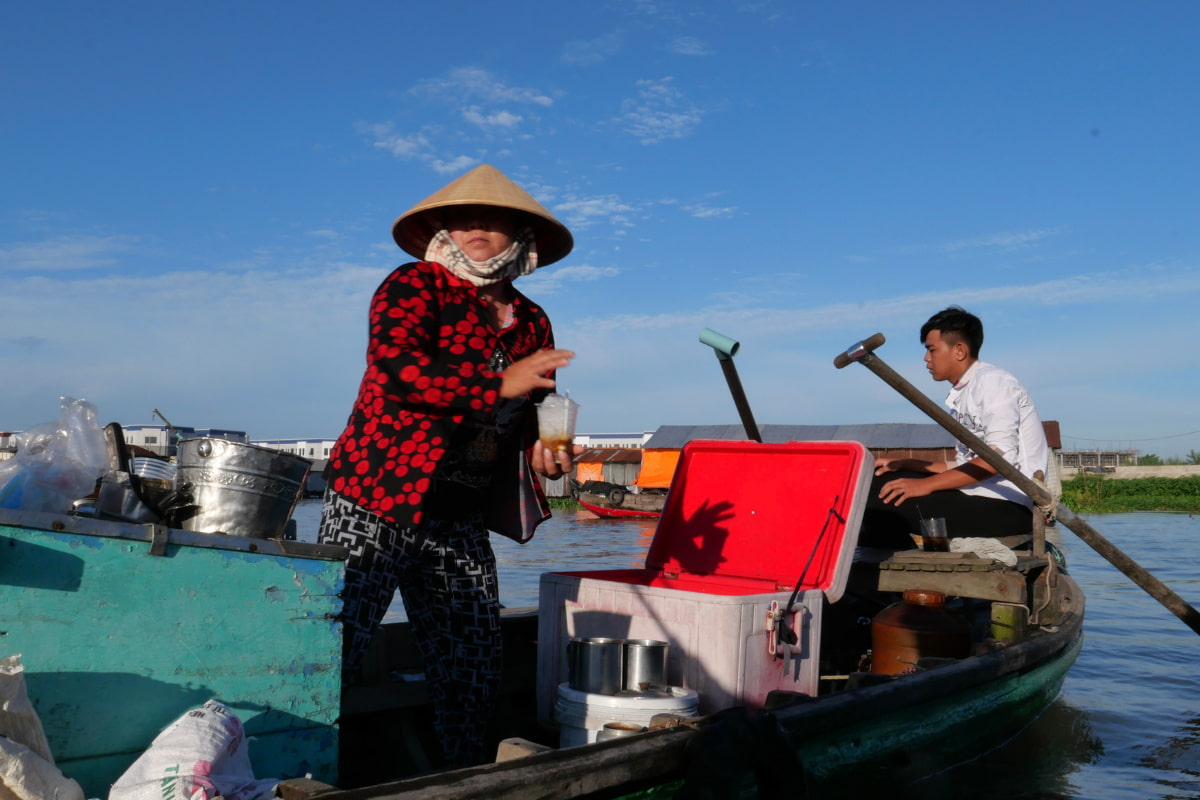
[837,335,1200,637]
[833,332,887,369]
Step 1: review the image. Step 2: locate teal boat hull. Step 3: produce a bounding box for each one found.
[0,508,346,798]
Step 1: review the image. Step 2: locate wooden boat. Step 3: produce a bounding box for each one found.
[319,556,1081,798]
[0,439,1084,800]
[321,586,1081,799]
[306,440,1085,799]
[577,495,663,519]
[570,478,666,518]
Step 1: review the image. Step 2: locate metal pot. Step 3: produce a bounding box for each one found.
[623,639,669,692]
[567,637,623,694]
[595,722,646,741]
[172,438,311,539]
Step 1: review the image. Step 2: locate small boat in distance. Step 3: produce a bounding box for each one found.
[577,496,662,519]
[570,479,665,518]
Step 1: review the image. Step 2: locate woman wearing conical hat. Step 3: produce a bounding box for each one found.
[319,164,581,768]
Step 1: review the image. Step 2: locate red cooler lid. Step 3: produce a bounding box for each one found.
[644,440,873,603]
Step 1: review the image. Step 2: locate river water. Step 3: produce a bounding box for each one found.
[293,500,1200,799]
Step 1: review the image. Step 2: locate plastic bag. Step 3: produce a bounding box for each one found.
[0,398,108,513]
[108,700,278,800]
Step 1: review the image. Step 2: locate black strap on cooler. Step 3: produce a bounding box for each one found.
[776,496,843,648]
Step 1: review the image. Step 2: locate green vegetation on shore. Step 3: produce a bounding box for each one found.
[1060,474,1200,513]
[548,475,1200,516]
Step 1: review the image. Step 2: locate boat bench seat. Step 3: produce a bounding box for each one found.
[874,550,1046,604]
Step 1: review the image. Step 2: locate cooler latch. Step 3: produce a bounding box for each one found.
[766,600,800,659]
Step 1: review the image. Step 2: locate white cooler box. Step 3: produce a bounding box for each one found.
[538,440,873,723]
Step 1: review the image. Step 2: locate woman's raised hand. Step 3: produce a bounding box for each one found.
[500,348,575,399]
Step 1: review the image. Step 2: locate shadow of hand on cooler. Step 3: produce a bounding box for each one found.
[665,499,735,576]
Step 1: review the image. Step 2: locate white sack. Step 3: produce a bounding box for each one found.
[108,700,277,800]
[0,736,84,800]
[0,655,54,765]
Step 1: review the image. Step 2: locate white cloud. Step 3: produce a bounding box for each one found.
[941,228,1065,253]
[666,36,713,56]
[554,194,637,229]
[520,264,621,295]
[684,203,737,219]
[413,67,553,108]
[619,78,704,144]
[562,31,625,66]
[365,68,555,171]
[360,122,431,159]
[548,263,1200,437]
[431,155,480,174]
[1,261,387,435]
[0,235,140,271]
[462,107,524,130]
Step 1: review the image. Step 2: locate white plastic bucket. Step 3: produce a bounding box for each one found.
[554,683,699,747]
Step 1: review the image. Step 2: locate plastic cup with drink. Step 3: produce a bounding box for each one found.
[536,393,579,453]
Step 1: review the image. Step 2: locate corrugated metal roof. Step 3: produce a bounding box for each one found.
[643,424,958,450]
[577,447,643,464]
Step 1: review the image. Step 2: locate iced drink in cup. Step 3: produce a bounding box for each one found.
[536,393,579,452]
[920,517,950,551]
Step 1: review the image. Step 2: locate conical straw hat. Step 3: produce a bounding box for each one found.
[392,164,574,267]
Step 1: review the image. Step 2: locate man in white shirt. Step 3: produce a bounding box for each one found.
[861,306,1049,548]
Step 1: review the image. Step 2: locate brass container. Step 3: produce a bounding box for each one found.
[871,589,970,675]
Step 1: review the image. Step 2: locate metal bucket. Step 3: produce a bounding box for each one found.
[173,438,311,539]
[623,639,669,692]
[567,637,624,694]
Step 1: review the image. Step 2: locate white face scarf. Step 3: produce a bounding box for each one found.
[424,228,538,287]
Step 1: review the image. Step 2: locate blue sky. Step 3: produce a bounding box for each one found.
[4,2,1199,458]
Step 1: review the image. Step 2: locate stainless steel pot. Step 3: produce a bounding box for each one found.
[172,438,311,539]
[623,639,669,692]
[566,637,623,694]
[595,722,646,741]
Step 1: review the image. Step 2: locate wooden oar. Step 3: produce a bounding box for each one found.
[700,328,762,442]
[835,332,1200,637]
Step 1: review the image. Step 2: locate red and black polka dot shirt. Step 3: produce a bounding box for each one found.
[325,261,554,527]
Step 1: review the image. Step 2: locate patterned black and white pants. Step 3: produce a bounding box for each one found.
[318,489,503,768]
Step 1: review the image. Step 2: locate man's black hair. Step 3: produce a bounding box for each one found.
[920,306,983,358]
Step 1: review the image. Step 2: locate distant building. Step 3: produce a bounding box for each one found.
[1056,449,1136,470]
[252,438,339,461]
[574,432,655,449]
[194,428,250,444]
[119,425,248,458]
[121,424,197,458]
